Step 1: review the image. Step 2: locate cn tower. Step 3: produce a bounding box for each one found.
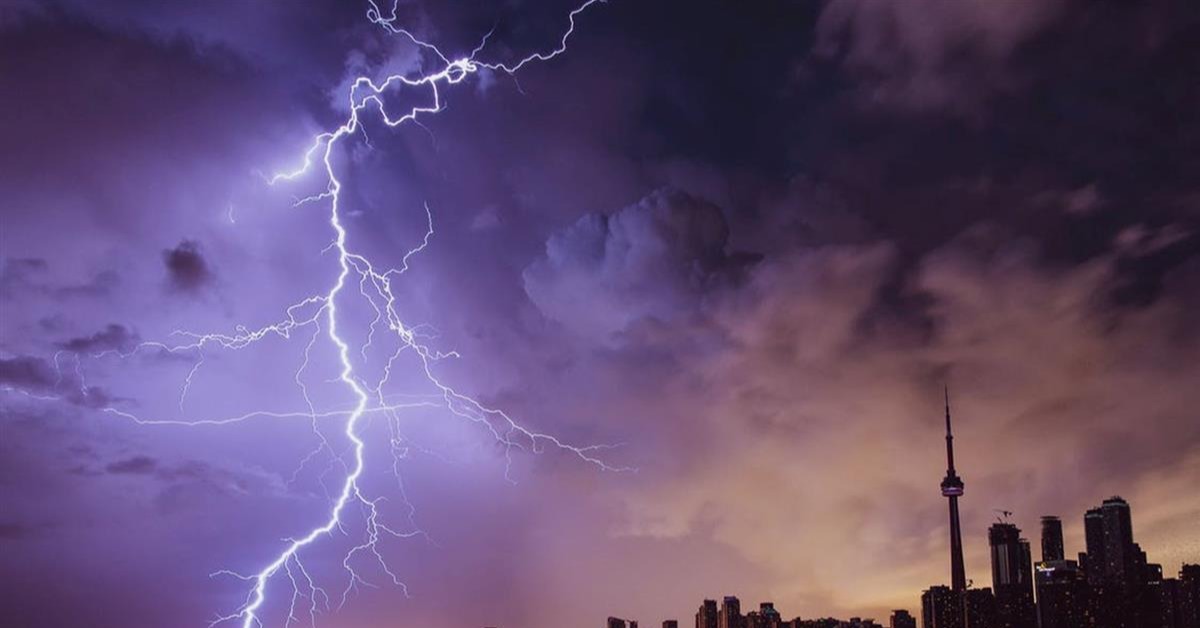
[940,387,967,592]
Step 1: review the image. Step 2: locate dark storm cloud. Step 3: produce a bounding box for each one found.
[102,454,290,516]
[105,455,159,475]
[57,324,140,354]
[790,0,1200,275]
[0,355,113,408]
[812,0,1069,113]
[0,258,48,292]
[0,356,56,390]
[162,240,213,293]
[0,257,117,299]
[523,188,753,339]
[0,355,113,411]
[104,455,215,482]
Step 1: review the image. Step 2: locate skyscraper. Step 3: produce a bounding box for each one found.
[697,600,718,628]
[1080,496,1152,627]
[1083,507,1106,585]
[1040,516,1064,563]
[1035,516,1087,628]
[1083,496,1148,588]
[1035,560,1087,628]
[940,388,968,593]
[718,596,742,628]
[989,522,1035,628]
[753,602,782,628]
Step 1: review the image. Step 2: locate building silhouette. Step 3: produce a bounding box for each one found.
[964,587,998,628]
[1083,497,1144,589]
[921,586,960,628]
[697,599,718,628]
[719,596,742,628]
[746,602,785,628]
[1168,564,1200,627]
[1034,555,1086,628]
[889,609,917,628]
[614,560,1195,627]
[1040,516,1064,563]
[1078,496,1163,627]
[989,521,1035,627]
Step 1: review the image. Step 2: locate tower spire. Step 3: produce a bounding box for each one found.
[945,385,955,473]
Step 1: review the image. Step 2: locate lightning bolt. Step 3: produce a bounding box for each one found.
[217,2,627,625]
[5,1,629,626]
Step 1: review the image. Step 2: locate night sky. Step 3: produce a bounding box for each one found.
[2,1,1199,626]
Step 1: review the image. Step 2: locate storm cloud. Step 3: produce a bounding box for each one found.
[162,240,214,293]
[523,188,749,339]
[1,1,1198,626]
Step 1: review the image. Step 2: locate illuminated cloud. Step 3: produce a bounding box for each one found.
[523,188,744,340]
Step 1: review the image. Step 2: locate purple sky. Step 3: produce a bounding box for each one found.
[2,1,1199,626]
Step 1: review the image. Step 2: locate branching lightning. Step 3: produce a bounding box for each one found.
[5,1,628,626]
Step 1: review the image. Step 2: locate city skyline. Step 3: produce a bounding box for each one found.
[604,511,1195,628]
[603,398,1196,628]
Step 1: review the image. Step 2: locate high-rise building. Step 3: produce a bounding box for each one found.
[989,523,1032,591]
[1040,516,1064,563]
[1035,559,1087,628]
[922,585,961,628]
[1082,507,1105,585]
[940,388,968,594]
[1078,496,1161,628]
[889,609,917,628]
[1083,497,1141,588]
[989,522,1035,627]
[1035,511,1088,628]
[664,622,679,628]
[1075,497,1166,628]
[718,596,742,628]
[697,600,719,628]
